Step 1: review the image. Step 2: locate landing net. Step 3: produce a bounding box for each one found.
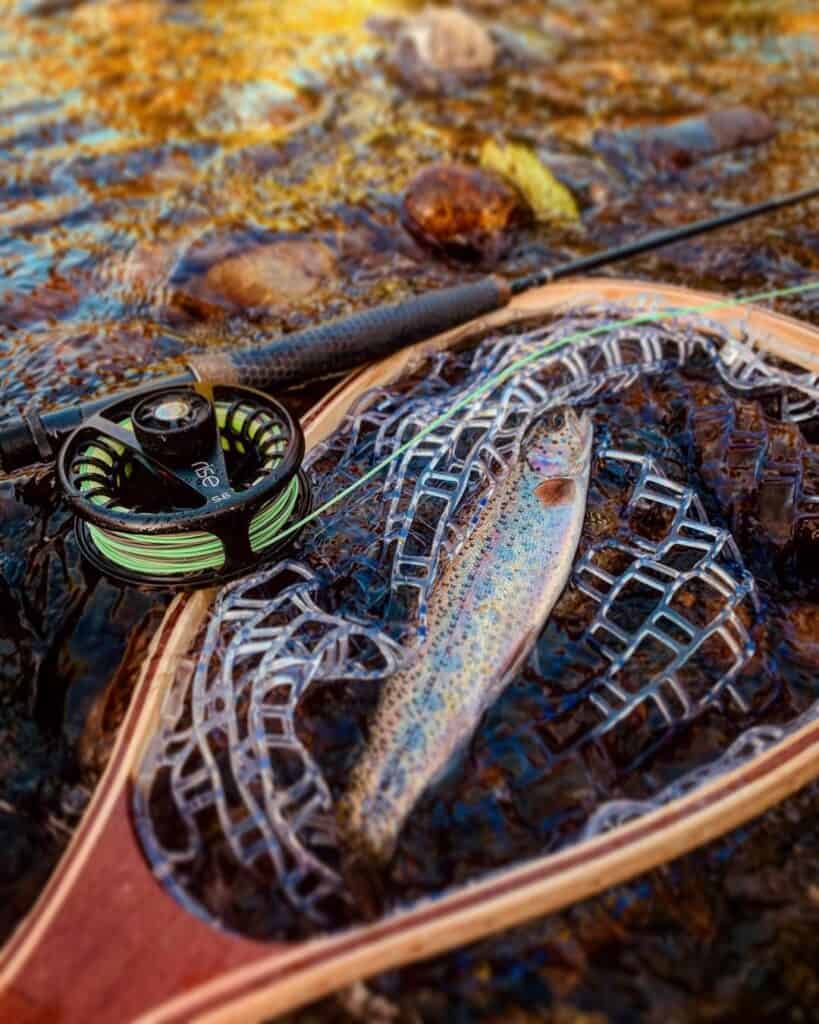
[134,304,819,931]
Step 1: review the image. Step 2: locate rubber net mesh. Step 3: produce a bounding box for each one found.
[133,304,819,932]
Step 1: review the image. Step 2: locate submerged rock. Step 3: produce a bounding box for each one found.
[198,239,336,313]
[370,8,496,93]
[594,106,778,177]
[402,163,526,265]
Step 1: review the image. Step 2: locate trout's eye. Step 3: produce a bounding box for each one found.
[544,410,565,432]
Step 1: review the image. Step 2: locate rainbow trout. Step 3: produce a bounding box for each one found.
[336,408,593,874]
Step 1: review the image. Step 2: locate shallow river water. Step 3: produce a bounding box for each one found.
[0,1,818,1021]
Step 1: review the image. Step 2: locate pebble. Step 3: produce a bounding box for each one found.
[372,8,496,93]
[402,163,526,265]
[200,239,336,312]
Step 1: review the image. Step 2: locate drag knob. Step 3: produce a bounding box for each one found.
[132,388,217,464]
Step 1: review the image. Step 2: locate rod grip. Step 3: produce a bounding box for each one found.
[188,276,509,388]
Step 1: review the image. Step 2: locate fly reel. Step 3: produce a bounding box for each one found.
[58,382,310,588]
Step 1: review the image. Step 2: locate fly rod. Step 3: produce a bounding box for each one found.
[1,184,817,474]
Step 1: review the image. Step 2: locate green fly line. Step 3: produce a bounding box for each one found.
[73,278,819,575]
[76,401,298,576]
[276,278,819,544]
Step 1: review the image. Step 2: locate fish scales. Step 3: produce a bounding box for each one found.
[336,409,593,872]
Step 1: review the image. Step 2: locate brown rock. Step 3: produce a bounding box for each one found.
[705,107,778,151]
[402,163,526,265]
[593,106,777,176]
[200,239,336,312]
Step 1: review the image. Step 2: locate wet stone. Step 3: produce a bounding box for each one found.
[402,163,526,265]
[195,239,336,315]
[593,106,777,178]
[371,8,496,93]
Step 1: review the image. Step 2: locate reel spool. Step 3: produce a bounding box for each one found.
[58,382,310,588]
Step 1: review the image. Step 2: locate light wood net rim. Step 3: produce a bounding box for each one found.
[2,278,818,1024]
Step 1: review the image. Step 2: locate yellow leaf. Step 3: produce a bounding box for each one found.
[480,139,580,223]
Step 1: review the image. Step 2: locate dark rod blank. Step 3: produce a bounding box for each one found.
[1,184,817,473]
[512,184,819,293]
